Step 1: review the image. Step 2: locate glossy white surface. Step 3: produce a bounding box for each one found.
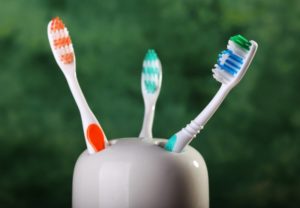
[72,138,209,208]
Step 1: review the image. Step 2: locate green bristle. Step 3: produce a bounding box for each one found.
[230,34,252,51]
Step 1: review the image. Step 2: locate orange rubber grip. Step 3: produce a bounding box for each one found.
[87,124,106,152]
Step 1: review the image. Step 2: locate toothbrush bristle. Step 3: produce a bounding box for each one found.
[50,17,74,64]
[53,37,71,48]
[142,49,161,94]
[217,50,243,75]
[213,35,252,84]
[230,34,252,51]
[213,49,243,84]
[50,17,65,32]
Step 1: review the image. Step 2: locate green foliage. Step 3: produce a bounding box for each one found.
[0,0,300,207]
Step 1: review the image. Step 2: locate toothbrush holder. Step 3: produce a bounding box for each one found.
[72,138,209,208]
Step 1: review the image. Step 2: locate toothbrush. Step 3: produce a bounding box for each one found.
[47,17,108,154]
[165,35,258,153]
[139,49,162,139]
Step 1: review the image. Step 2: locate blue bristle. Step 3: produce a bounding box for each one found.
[217,49,244,75]
[229,52,243,63]
[226,59,240,69]
[223,63,238,75]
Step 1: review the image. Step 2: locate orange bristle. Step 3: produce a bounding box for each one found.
[50,17,74,64]
[61,53,74,64]
[54,37,72,48]
[50,17,65,32]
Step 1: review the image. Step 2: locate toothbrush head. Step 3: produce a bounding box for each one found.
[48,17,75,68]
[141,49,162,96]
[212,34,258,88]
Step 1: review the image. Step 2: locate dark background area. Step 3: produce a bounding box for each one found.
[0,0,300,207]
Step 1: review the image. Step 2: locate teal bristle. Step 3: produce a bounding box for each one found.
[144,49,158,61]
[142,49,161,94]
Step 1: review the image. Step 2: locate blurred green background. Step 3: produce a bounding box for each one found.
[1,0,300,207]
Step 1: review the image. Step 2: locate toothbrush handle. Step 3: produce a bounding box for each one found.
[139,104,155,138]
[65,73,107,153]
[168,85,230,152]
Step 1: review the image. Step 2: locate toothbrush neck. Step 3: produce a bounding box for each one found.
[139,101,156,138]
[65,74,97,126]
[194,84,231,127]
[177,84,231,144]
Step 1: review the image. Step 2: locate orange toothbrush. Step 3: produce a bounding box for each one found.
[47,17,108,153]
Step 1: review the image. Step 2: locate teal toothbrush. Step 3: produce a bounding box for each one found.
[139,49,162,139]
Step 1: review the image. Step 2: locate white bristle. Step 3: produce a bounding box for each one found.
[154,60,162,69]
[212,65,233,84]
[52,31,59,39]
[69,45,74,53]
[64,28,69,36]
[57,29,64,39]
[143,60,161,69]
[227,40,248,58]
[57,47,65,56]
[65,46,71,54]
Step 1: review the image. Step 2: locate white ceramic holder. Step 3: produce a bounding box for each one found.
[72,138,209,208]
